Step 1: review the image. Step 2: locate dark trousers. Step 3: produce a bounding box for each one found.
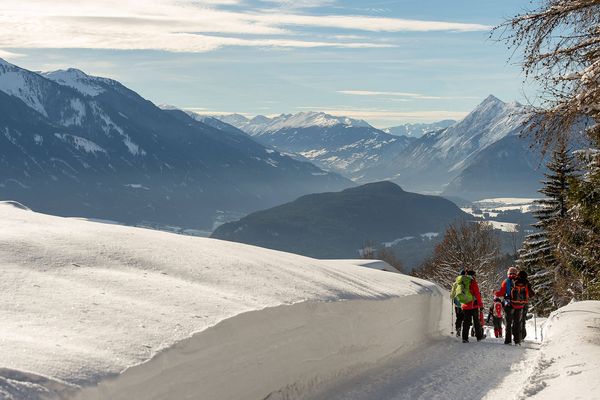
[492,316,503,338]
[455,306,464,333]
[462,308,483,341]
[521,304,529,339]
[504,306,524,344]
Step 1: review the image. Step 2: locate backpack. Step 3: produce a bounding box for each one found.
[510,279,528,308]
[493,302,503,318]
[452,275,474,305]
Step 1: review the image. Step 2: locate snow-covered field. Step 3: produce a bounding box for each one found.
[472,197,540,213]
[1,201,598,400]
[0,202,447,400]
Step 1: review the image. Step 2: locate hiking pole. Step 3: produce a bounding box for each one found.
[451,301,454,336]
[534,312,538,341]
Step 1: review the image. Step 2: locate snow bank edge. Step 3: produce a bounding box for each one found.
[69,288,448,400]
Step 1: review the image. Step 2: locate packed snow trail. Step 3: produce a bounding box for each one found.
[308,332,539,400]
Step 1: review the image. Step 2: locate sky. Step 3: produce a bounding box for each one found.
[0,0,531,128]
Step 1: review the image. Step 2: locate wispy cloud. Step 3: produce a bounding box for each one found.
[0,49,25,59]
[259,0,338,9]
[0,0,490,53]
[338,90,480,100]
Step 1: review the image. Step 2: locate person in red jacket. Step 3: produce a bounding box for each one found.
[461,270,485,343]
[495,266,529,345]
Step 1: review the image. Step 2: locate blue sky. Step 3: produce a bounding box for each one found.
[0,0,530,127]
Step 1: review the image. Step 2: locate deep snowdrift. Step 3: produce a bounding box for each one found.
[520,301,600,399]
[0,202,448,400]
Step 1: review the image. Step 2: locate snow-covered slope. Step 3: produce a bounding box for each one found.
[383,120,455,138]
[0,60,350,231]
[217,111,372,135]
[214,111,412,180]
[307,301,600,400]
[357,95,534,194]
[0,202,447,400]
[518,301,600,399]
[42,68,116,97]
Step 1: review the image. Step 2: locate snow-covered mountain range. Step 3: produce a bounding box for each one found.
[218,111,372,135]
[211,96,542,199]
[383,120,456,137]
[0,59,351,230]
[357,95,538,197]
[211,111,415,179]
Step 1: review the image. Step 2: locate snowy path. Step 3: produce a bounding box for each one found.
[310,330,540,400]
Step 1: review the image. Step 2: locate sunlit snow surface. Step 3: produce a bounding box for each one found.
[0,202,443,399]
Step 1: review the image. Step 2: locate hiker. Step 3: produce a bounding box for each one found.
[486,297,504,338]
[451,269,485,343]
[517,270,535,339]
[451,270,466,337]
[495,267,529,345]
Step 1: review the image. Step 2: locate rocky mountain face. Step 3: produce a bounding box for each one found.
[211,181,468,261]
[0,59,352,231]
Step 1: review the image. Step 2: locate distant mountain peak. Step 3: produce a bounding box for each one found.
[482,94,503,104]
[42,68,116,97]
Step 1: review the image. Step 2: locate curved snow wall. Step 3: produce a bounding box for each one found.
[71,286,448,400]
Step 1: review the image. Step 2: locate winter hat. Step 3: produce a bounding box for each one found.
[507,267,518,276]
[459,269,466,275]
[494,297,501,302]
[467,270,476,276]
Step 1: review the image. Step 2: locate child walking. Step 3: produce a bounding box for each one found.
[486,297,504,338]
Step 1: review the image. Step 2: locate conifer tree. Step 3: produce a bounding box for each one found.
[500,0,600,304]
[517,139,575,315]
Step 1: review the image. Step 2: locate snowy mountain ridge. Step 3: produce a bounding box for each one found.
[0,59,350,230]
[216,111,373,135]
[42,68,117,97]
[0,58,52,116]
[432,95,529,169]
[383,119,456,137]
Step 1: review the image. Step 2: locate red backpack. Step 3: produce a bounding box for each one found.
[494,302,503,318]
[510,279,529,309]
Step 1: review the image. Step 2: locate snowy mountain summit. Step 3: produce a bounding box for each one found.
[217,111,372,135]
[42,68,116,97]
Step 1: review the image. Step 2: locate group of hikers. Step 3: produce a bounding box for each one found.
[450,266,534,345]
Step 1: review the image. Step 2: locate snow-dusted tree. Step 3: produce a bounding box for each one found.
[517,139,576,315]
[499,0,600,301]
[413,221,501,301]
